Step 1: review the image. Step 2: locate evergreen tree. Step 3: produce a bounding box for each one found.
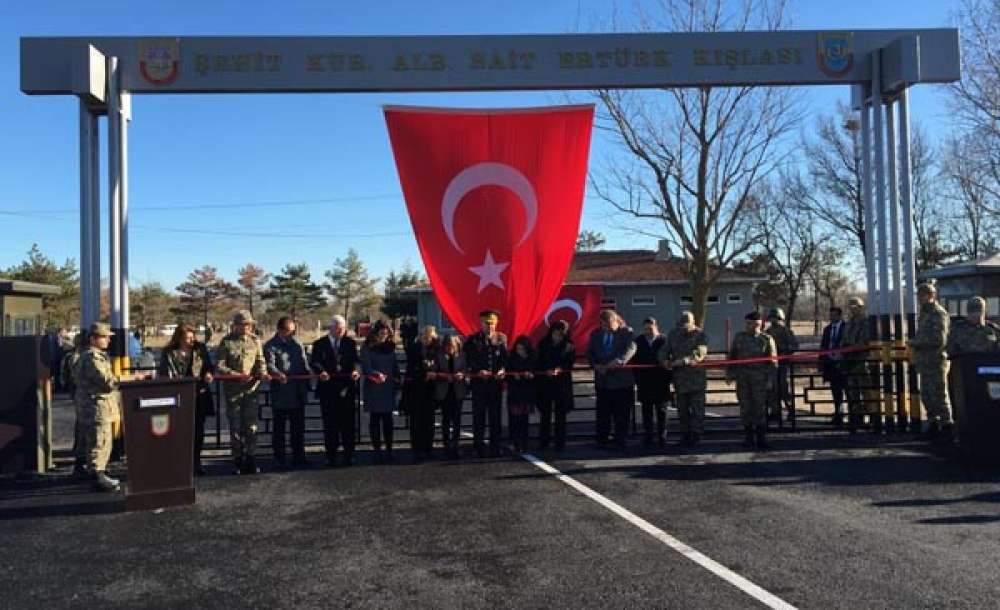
[2,244,79,327]
[130,281,178,338]
[575,230,607,252]
[380,263,425,321]
[325,249,381,322]
[236,263,271,317]
[174,266,236,331]
[267,263,326,323]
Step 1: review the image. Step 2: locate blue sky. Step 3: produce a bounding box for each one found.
[0,0,961,292]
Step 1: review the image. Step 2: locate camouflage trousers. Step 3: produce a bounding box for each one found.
[767,365,792,416]
[83,399,119,472]
[917,360,952,424]
[73,397,87,465]
[226,392,259,462]
[676,390,706,434]
[736,376,769,426]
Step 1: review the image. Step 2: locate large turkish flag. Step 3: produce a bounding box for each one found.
[384,105,594,339]
[528,284,604,360]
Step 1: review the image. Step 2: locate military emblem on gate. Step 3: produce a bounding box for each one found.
[138,38,181,86]
[817,32,854,77]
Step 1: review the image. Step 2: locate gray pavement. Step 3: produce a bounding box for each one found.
[4,397,1000,609]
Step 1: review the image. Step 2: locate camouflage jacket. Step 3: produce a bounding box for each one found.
[659,326,709,392]
[727,331,777,380]
[215,332,265,398]
[77,347,120,418]
[766,323,799,356]
[945,320,1000,358]
[840,313,872,364]
[909,301,950,365]
[63,349,84,399]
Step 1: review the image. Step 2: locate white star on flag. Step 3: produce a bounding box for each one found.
[468,249,509,293]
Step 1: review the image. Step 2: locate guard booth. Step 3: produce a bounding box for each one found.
[949,354,1000,465]
[120,378,197,510]
[0,336,50,473]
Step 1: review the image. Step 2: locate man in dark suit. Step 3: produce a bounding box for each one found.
[588,310,637,450]
[310,315,361,466]
[820,306,848,427]
[463,309,508,457]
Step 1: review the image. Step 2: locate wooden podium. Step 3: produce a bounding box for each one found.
[120,378,197,510]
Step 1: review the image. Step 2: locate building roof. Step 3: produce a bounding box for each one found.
[0,278,62,296]
[565,250,765,285]
[921,253,1000,280]
[403,248,766,292]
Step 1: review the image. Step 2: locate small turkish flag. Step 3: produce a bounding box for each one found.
[528,285,604,359]
[384,105,594,339]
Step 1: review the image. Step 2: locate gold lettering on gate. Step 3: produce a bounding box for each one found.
[557,47,672,70]
[691,47,804,69]
[194,51,284,76]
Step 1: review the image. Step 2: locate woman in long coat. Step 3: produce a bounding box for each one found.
[360,320,400,463]
[405,325,439,460]
[158,323,215,475]
[432,334,467,459]
[536,320,576,451]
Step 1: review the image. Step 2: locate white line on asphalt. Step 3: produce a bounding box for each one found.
[520,452,798,610]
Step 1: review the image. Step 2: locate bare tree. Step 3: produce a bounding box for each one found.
[943,135,1000,260]
[948,0,1000,204]
[748,178,822,322]
[590,0,801,324]
[806,246,850,335]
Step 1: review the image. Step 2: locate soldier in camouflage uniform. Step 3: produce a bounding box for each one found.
[909,283,953,440]
[727,311,777,449]
[77,323,123,492]
[946,296,1000,357]
[765,307,799,421]
[659,311,709,446]
[64,331,89,478]
[216,310,268,474]
[840,297,873,433]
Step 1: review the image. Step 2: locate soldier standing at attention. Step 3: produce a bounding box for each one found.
[908,283,953,441]
[77,323,125,492]
[660,311,709,447]
[765,307,798,421]
[65,331,89,479]
[727,311,777,449]
[840,297,873,434]
[946,296,1000,357]
[216,310,268,474]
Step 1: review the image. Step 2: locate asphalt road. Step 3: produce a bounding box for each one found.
[2,424,999,609]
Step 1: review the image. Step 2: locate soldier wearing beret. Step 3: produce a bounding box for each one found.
[909,283,953,440]
[727,311,777,449]
[765,307,799,422]
[216,310,268,474]
[77,322,123,492]
[463,310,508,457]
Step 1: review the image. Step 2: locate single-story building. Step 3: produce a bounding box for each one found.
[920,253,1000,317]
[408,242,766,351]
[0,278,61,337]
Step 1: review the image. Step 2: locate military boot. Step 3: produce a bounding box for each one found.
[93,471,120,492]
[935,423,955,444]
[921,420,941,441]
[240,457,261,475]
[743,426,754,448]
[71,463,89,481]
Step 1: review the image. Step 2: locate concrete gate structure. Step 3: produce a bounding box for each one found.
[20,30,960,429]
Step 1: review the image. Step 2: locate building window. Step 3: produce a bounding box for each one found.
[707,295,720,305]
[680,295,693,304]
[989,297,1000,317]
[439,311,456,332]
[631,295,655,307]
[600,296,617,310]
[727,293,742,304]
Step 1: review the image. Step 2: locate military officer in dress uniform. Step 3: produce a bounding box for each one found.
[727,311,777,449]
[660,311,709,447]
[77,323,124,492]
[908,283,953,441]
[765,307,798,421]
[216,310,268,474]
[463,310,508,457]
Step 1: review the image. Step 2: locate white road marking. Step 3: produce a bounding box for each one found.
[520,452,798,610]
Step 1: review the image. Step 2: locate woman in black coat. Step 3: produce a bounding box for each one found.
[158,323,215,475]
[632,317,672,447]
[405,325,439,461]
[535,321,576,451]
[506,335,538,453]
